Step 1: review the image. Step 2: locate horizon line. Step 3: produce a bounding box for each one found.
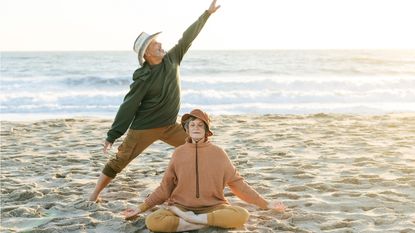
[2,48,415,53]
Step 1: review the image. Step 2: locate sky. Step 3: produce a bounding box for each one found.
[1,0,415,51]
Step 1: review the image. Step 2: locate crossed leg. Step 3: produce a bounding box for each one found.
[145,205,249,232]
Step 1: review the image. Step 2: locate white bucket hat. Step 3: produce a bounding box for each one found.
[133,31,161,66]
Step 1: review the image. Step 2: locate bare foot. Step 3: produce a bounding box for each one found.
[89,193,104,203]
[89,193,98,202]
[74,198,99,210]
[167,206,207,225]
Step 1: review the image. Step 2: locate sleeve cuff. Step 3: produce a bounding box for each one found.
[138,202,150,212]
[106,134,116,143]
[143,198,156,211]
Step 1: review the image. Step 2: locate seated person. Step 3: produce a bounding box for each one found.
[123,109,286,232]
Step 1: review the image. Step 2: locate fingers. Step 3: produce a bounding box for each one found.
[122,209,134,215]
[208,0,220,14]
[267,200,286,212]
[274,202,286,212]
[102,141,112,154]
[122,209,140,220]
[125,212,139,220]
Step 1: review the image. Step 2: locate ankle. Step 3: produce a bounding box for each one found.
[192,214,208,225]
[88,192,98,201]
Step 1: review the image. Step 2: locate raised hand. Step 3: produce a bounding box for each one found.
[207,0,221,14]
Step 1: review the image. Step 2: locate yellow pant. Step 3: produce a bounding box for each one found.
[145,204,249,232]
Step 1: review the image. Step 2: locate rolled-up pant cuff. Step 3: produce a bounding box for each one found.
[102,164,118,178]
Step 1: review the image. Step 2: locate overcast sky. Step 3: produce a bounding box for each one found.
[1,0,415,51]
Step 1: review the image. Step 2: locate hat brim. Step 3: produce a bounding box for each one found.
[181,113,213,137]
[138,32,161,66]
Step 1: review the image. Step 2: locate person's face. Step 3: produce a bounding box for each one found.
[145,40,165,58]
[188,118,206,140]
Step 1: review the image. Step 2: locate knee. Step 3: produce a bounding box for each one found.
[230,206,250,228]
[209,206,250,229]
[145,210,178,232]
[145,215,158,232]
[145,213,163,232]
[102,164,118,178]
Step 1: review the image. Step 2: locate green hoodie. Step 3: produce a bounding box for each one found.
[106,11,211,143]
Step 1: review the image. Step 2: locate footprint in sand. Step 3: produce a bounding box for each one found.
[73,199,101,211]
[7,189,44,202]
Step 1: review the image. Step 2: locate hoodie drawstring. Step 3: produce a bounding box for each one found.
[195,142,200,198]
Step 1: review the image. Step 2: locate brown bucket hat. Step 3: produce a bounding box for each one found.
[181,109,213,137]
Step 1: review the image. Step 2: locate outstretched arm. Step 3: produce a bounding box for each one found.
[222,149,285,211]
[168,0,221,63]
[123,155,178,220]
[227,173,286,212]
[105,79,148,144]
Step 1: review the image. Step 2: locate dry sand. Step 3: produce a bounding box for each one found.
[1,114,415,233]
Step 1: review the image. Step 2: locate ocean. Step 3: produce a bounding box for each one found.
[1,50,414,120]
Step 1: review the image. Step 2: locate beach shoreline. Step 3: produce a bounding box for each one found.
[1,114,415,232]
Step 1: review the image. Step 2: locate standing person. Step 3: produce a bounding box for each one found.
[89,0,221,202]
[122,109,286,232]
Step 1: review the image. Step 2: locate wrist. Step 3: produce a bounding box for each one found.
[138,202,149,212]
[266,201,271,209]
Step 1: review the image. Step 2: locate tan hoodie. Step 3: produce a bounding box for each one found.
[143,138,268,210]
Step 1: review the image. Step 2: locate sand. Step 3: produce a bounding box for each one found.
[1,114,415,233]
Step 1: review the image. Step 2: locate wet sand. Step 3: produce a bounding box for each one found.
[1,114,415,232]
